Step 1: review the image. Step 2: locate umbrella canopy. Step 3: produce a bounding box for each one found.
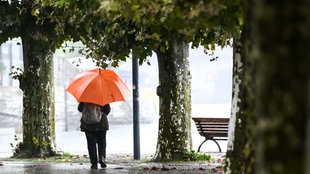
[66,68,130,106]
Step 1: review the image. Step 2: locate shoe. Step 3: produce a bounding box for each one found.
[99,161,107,168]
[91,164,98,169]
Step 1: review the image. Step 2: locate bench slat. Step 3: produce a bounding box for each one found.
[197,127,228,129]
[196,125,229,128]
[197,128,229,131]
[195,123,228,125]
[192,117,229,122]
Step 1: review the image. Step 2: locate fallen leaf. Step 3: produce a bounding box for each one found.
[211,168,218,173]
[151,166,159,170]
[216,165,225,171]
[161,166,170,171]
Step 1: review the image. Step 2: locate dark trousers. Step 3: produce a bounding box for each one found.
[85,130,107,165]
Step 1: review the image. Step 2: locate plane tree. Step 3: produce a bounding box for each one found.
[226,0,310,173]
[42,0,242,161]
[245,0,310,173]
[0,0,87,157]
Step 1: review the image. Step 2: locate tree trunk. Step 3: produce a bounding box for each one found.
[225,28,247,173]
[153,39,192,161]
[248,0,310,173]
[14,1,56,157]
[17,36,56,158]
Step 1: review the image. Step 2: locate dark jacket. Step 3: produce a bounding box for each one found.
[78,102,111,131]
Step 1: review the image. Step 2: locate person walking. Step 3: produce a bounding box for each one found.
[78,102,111,169]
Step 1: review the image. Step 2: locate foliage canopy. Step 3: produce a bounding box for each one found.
[35,0,242,66]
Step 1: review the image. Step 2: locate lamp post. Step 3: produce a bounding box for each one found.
[132,56,140,160]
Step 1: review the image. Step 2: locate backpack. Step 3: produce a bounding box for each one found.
[82,103,102,124]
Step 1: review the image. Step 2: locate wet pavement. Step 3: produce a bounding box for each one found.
[0,162,223,174]
[0,161,223,174]
[0,153,225,174]
[1,162,128,174]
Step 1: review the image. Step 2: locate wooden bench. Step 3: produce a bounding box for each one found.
[192,117,229,152]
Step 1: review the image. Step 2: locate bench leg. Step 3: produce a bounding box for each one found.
[211,140,222,152]
[197,138,222,152]
[197,139,208,152]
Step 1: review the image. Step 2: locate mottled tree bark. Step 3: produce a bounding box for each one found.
[225,28,247,173]
[153,39,192,161]
[18,36,56,158]
[248,0,310,173]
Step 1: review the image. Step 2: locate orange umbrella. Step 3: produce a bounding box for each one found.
[66,68,130,106]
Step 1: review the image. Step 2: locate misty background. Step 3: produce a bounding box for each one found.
[0,38,232,157]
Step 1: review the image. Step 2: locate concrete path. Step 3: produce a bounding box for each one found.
[0,153,225,174]
[0,161,224,174]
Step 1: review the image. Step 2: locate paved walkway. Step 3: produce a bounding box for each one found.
[0,161,224,174]
[0,153,225,174]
